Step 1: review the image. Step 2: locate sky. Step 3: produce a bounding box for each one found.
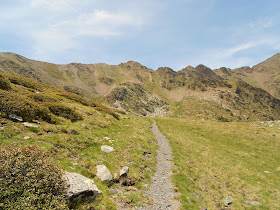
[1,0,280,70]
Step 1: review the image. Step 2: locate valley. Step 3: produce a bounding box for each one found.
[1,53,280,209]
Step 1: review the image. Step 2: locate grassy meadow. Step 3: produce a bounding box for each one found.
[0,71,158,209]
[156,118,280,209]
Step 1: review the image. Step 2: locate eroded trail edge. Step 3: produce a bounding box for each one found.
[140,122,181,210]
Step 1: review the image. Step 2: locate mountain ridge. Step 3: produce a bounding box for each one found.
[1,52,280,121]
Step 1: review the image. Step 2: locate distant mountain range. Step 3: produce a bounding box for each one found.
[1,52,280,121]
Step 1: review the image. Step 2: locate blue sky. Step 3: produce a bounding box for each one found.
[1,0,280,70]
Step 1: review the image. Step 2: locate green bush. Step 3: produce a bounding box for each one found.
[28,93,58,102]
[0,74,11,90]
[57,92,97,107]
[7,73,43,90]
[45,102,83,122]
[0,146,68,209]
[95,107,120,120]
[0,90,51,122]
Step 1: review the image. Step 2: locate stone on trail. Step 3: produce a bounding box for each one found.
[101,145,114,153]
[120,166,129,177]
[96,164,112,181]
[63,171,102,200]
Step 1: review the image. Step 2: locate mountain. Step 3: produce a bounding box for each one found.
[1,52,280,121]
[215,53,280,98]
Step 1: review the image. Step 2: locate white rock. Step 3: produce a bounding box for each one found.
[101,145,114,153]
[22,122,38,128]
[9,114,23,122]
[63,171,102,199]
[23,136,30,140]
[120,166,129,176]
[96,165,112,181]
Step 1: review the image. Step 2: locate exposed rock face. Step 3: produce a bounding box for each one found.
[101,145,114,153]
[96,165,112,181]
[63,171,102,200]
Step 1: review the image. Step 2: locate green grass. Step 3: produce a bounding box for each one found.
[0,72,158,209]
[155,118,280,209]
[0,106,157,209]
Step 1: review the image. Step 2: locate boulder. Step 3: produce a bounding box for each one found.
[101,145,114,153]
[63,171,102,200]
[120,166,129,177]
[96,165,112,181]
[9,114,23,122]
[22,122,38,128]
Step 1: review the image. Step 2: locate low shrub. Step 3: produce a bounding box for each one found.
[0,146,68,209]
[95,107,120,120]
[57,92,97,107]
[7,73,43,90]
[28,93,58,102]
[0,74,11,90]
[44,102,83,122]
[0,90,51,122]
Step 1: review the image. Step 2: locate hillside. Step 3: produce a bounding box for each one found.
[2,52,280,121]
[0,71,158,209]
[214,53,280,99]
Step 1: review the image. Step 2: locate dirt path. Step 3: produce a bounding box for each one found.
[138,122,181,210]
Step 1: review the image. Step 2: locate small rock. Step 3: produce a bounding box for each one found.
[249,201,261,206]
[35,91,40,94]
[193,193,202,199]
[9,114,23,122]
[243,204,251,208]
[63,171,102,200]
[96,165,112,181]
[223,199,232,206]
[120,166,129,177]
[103,137,111,140]
[32,120,42,124]
[264,171,269,173]
[23,136,31,140]
[101,145,114,153]
[22,122,38,128]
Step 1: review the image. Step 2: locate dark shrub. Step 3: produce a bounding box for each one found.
[45,102,83,122]
[0,146,68,209]
[0,90,51,122]
[0,74,11,90]
[7,73,43,90]
[28,93,58,102]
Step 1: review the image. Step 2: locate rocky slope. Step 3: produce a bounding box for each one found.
[1,52,280,121]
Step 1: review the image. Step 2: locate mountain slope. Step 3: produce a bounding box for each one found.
[1,52,280,121]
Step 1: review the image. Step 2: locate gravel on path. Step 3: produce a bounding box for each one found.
[138,122,181,210]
